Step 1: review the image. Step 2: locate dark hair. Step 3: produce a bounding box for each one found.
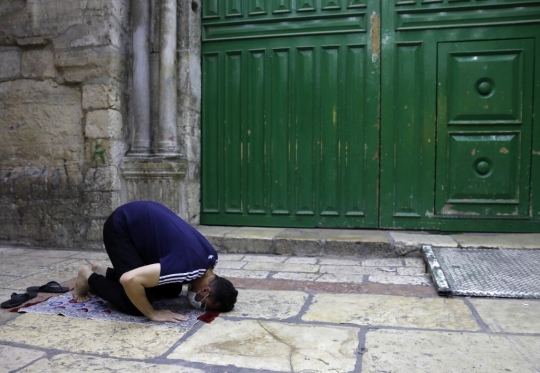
[209,275,238,312]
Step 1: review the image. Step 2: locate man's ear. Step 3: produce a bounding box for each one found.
[201,285,212,295]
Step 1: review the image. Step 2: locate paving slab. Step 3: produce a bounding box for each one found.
[470,298,540,334]
[404,257,426,267]
[230,277,297,291]
[453,233,540,249]
[168,318,359,373]
[215,261,246,269]
[0,256,77,277]
[315,273,365,284]
[368,274,432,286]
[4,259,108,289]
[242,254,287,263]
[283,257,318,264]
[69,251,111,261]
[318,258,362,265]
[228,289,308,319]
[21,250,83,258]
[396,266,428,276]
[362,329,540,373]
[362,258,404,266]
[19,354,206,373]
[216,254,245,261]
[0,248,37,257]
[319,265,382,275]
[272,272,322,281]
[0,313,186,359]
[0,344,46,372]
[303,294,479,330]
[214,268,269,279]
[363,283,438,298]
[244,262,319,273]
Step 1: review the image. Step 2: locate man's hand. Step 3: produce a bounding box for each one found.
[149,310,189,323]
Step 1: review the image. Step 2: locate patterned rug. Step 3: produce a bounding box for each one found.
[19,292,210,330]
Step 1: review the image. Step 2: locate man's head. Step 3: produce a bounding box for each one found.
[191,274,238,312]
[207,275,238,312]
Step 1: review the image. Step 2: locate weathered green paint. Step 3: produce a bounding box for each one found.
[201,0,540,232]
[201,0,380,227]
[380,0,540,232]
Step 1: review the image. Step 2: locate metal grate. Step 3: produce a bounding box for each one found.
[423,246,540,298]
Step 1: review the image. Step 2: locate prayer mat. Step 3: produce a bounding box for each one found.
[19,292,208,329]
[423,245,540,298]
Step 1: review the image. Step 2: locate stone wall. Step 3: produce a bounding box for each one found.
[0,0,130,249]
[0,0,203,249]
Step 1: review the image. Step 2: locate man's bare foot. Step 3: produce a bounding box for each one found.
[91,262,108,277]
[72,266,94,303]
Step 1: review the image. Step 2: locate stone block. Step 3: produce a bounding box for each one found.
[16,37,49,47]
[21,354,207,373]
[274,229,324,256]
[223,228,284,254]
[470,298,540,334]
[0,345,46,372]
[228,289,308,320]
[82,191,121,217]
[195,226,238,250]
[85,109,123,139]
[368,274,432,286]
[53,22,125,50]
[323,229,392,257]
[1,313,186,359]
[21,49,55,78]
[84,166,120,191]
[0,80,83,162]
[82,84,121,110]
[214,268,269,279]
[55,46,125,83]
[244,262,319,273]
[0,1,26,18]
[453,233,540,249]
[303,293,479,330]
[84,139,127,166]
[390,232,457,250]
[363,329,540,373]
[87,219,106,241]
[0,48,21,79]
[168,318,359,372]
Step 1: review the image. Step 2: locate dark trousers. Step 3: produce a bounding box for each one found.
[87,212,182,316]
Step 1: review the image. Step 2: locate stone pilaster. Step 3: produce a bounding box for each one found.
[130,0,151,155]
[158,0,179,155]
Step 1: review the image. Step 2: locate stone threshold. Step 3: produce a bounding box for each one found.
[196,226,540,257]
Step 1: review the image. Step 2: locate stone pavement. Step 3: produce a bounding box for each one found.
[1,245,540,372]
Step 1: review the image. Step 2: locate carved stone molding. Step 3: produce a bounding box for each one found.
[121,156,186,211]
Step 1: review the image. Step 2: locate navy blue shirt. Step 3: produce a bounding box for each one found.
[112,201,218,285]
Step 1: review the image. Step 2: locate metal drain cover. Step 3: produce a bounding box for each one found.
[423,246,540,298]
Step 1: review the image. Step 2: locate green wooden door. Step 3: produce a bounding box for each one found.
[201,0,540,232]
[379,0,540,232]
[201,0,381,227]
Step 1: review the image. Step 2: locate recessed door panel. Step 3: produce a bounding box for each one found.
[436,39,534,217]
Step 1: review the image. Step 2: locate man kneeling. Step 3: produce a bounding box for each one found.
[73,201,238,322]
